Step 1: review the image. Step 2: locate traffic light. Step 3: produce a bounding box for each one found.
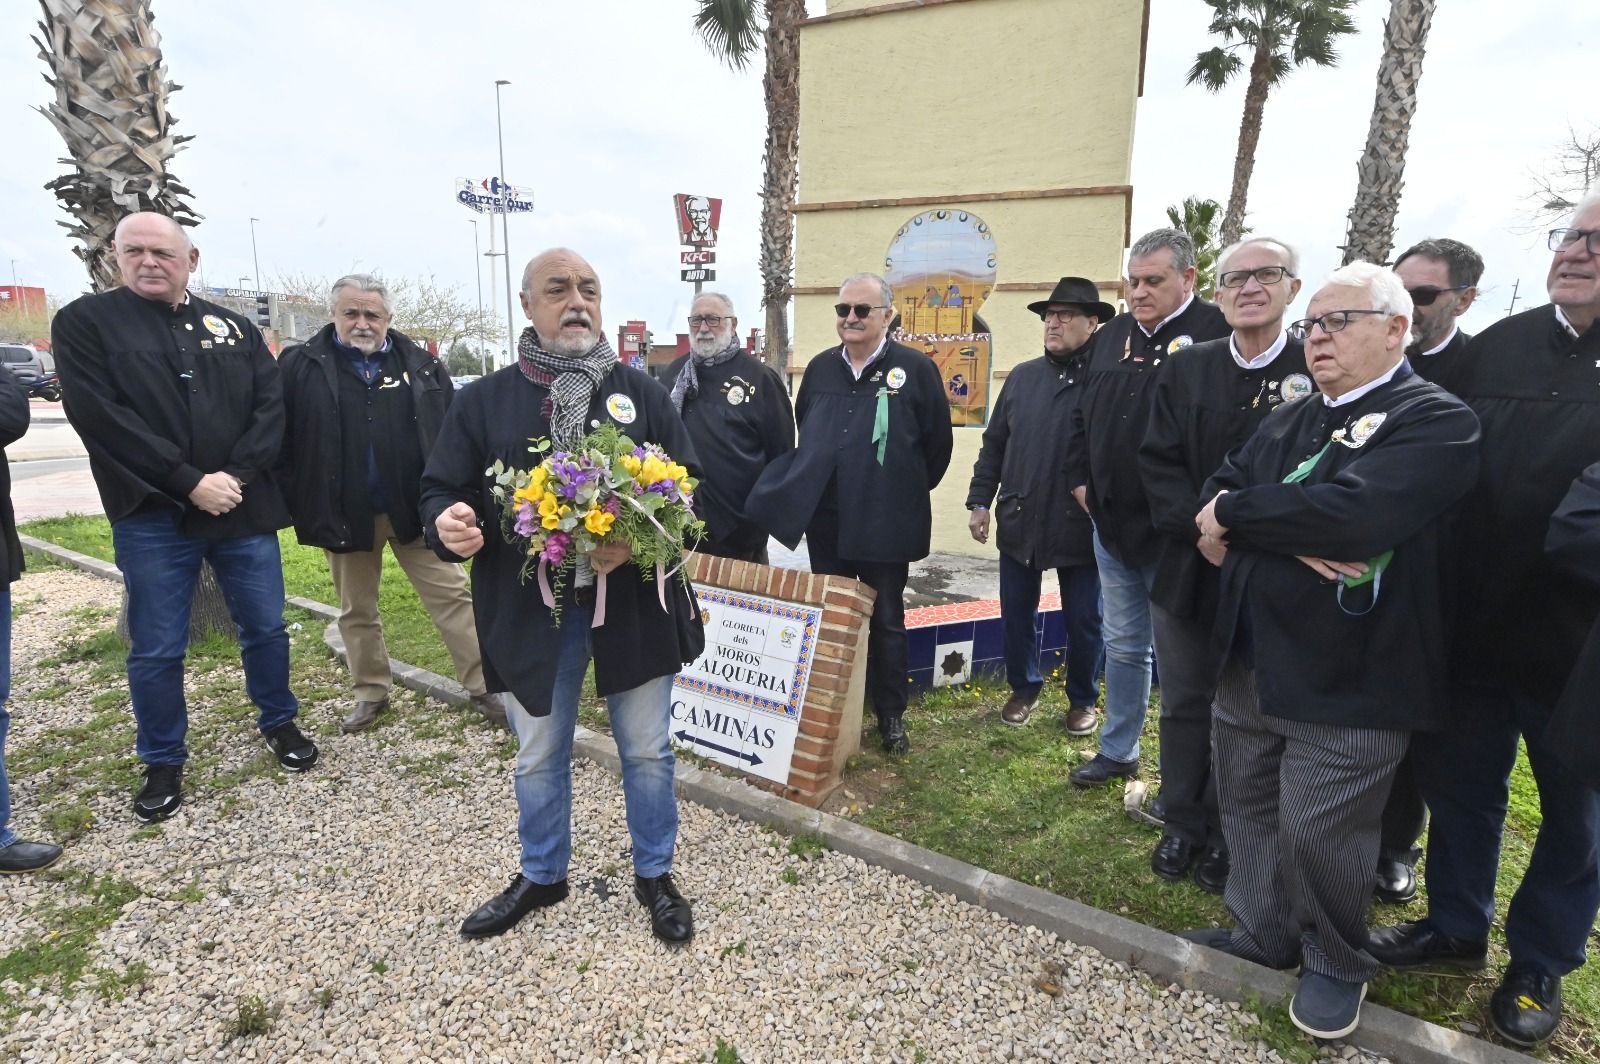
[255,294,270,329]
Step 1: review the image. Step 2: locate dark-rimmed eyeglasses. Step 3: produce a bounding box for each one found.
[1041,308,1085,324]
[834,303,889,319]
[1406,285,1468,307]
[1287,309,1388,341]
[1550,228,1600,255]
[1218,265,1292,288]
[687,314,725,327]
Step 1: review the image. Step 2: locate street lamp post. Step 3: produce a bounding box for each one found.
[472,219,487,376]
[495,79,517,356]
[249,217,262,293]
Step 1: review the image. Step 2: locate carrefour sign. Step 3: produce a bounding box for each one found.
[456,177,535,215]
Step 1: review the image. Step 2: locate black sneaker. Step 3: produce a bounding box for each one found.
[264,721,319,771]
[134,764,183,823]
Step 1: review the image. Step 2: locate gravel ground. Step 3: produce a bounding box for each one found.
[0,567,1393,1063]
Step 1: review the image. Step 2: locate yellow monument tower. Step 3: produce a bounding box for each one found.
[793,0,1149,557]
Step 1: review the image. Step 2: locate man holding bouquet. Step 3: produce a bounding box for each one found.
[422,247,704,945]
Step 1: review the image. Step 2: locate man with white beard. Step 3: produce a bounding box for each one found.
[664,293,794,562]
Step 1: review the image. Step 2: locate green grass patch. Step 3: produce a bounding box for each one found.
[0,869,143,1018]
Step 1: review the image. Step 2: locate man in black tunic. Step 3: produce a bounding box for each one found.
[1139,237,1310,895]
[664,292,794,562]
[279,274,506,733]
[1394,238,1481,390]
[1065,229,1229,785]
[51,212,317,824]
[422,248,703,944]
[746,272,954,753]
[1370,240,1483,904]
[966,276,1108,731]
[1369,194,1600,1048]
[1182,262,1479,1040]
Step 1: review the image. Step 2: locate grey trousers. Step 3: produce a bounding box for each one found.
[1212,658,1407,982]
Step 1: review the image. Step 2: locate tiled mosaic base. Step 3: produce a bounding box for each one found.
[907,593,1064,692]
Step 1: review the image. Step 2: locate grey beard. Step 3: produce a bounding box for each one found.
[542,328,597,357]
[690,332,734,359]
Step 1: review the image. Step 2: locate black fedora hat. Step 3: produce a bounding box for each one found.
[1027,277,1116,323]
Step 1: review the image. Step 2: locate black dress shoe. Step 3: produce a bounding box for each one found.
[1193,847,1230,895]
[460,875,569,938]
[1151,834,1198,880]
[1367,920,1487,969]
[1373,856,1417,904]
[0,839,64,874]
[634,872,694,944]
[1489,964,1562,1047]
[1178,927,1297,971]
[1069,753,1139,787]
[880,717,910,755]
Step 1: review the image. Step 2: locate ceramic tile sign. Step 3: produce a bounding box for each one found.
[671,587,821,785]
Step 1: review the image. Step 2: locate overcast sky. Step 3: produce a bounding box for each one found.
[1,0,1594,345]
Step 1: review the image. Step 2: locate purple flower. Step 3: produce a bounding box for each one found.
[514,505,539,538]
[541,530,571,565]
[603,497,622,516]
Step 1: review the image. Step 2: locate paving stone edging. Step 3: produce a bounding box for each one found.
[18,533,1536,1064]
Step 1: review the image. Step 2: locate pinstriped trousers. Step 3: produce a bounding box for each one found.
[1212,658,1408,982]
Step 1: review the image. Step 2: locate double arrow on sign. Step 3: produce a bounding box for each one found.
[673,730,764,766]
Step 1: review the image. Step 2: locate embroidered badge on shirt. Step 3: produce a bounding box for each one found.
[1167,335,1194,354]
[886,367,907,389]
[606,393,637,424]
[1280,373,1314,401]
[201,315,230,339]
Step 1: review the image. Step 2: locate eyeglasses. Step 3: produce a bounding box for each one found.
[687,314,725,327]
[1041,309,1084,324]
[1549,228,1600,255]
[1218,265,1292,288]
[835,303,889,319]
[1287,309,1388,341]
[1405,284,1468,307]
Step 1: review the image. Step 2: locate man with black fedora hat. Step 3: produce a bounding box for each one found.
[967,277,1110,731]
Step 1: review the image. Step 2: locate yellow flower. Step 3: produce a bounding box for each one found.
[641,455,670,485]
[620,454,643,477]
[538,494,561,518]
[584,508,616,536]
[666,462,688,482]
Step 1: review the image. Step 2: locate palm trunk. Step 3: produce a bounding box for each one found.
[758,0,802,375]
[1342,0,1435,265]
[1220,39,1275,247]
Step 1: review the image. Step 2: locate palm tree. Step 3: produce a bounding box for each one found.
[34,0,201,291]
[693,0,805,377]
[1342,0,1435,265]
[1189,0,1358,246]
[1165,196,1229,297]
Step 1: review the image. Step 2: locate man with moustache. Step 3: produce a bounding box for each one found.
[747,272,953,753]
[1138,238,1310,894]
[51,212,316,823]
[664,292,794,563]
[1065,229,1229,785]
[1369,194,1600,1048]
[278,275,507,733]
[966,277,1109,731]
[1182,262,1479,1040]
[422,248,704,944]
[1394,238,1482,390]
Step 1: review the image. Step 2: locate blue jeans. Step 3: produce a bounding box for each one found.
[998,552,1104,707]
[112,511,299,765]
[508,603,679,884]
[1092,530,1156,763]
[1,587,14,848]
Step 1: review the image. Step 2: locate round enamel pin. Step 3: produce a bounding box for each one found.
[201,314,231,338]
[1167,335,1193,355]
[726,384,747,405]
[605,393,637,424]
[1280,373,1314,401]
[886,367,907,389]
[1350,412,1386,444]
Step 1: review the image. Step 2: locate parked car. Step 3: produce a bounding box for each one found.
[453,374,481,389]
[1,342,55,386]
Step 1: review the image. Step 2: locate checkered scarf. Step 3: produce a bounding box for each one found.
[517,327,618,449]
[669,336,743,413]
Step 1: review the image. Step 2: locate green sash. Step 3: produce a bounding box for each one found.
[1280,440,1392,611]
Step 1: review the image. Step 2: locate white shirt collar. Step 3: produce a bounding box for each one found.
[1418,325,1458,357]
[841,336,888,380]
[1230,329,1288,370]
[1555,305,1582,339]
[1323,356,1406,408]
[1137,293,1196,338]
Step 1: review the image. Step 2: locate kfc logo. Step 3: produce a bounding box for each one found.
[674,193,722,248]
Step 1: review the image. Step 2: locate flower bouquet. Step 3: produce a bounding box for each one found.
[487,423,703,625]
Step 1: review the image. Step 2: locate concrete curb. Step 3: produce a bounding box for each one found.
[17,533,1539,1064]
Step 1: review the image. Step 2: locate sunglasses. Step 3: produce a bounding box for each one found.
[1406,285,1468,307]
[834,303,889,319]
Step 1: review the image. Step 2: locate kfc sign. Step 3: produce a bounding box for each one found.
[674,194,721,248]
[681,250,716,265]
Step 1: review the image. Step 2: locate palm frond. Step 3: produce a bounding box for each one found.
[1187,46,1243,90]
[693,0,763,72]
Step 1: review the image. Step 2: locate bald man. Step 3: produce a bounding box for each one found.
[51,212,316,826]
